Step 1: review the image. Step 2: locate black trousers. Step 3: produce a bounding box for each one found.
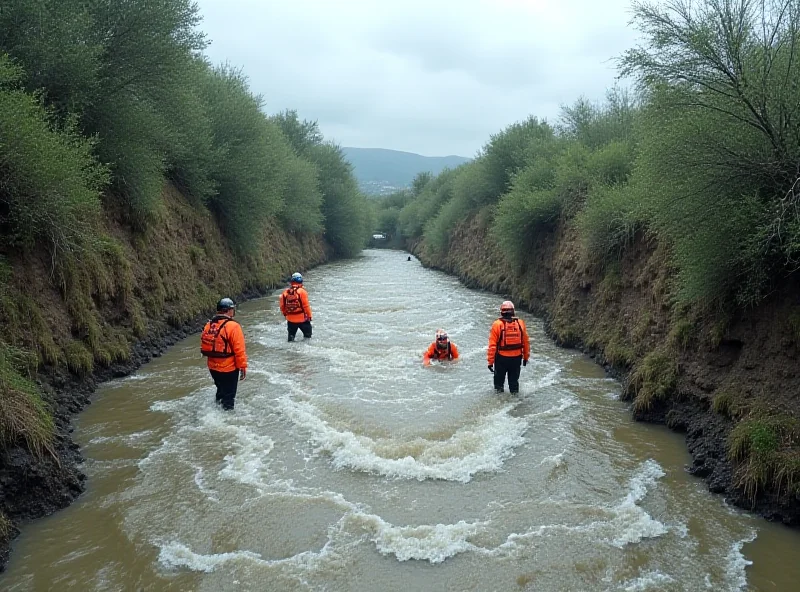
[494,354,522,393]
[210,369,239,410]
[287,320,312,340]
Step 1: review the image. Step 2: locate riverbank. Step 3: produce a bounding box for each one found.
[0,185,330,570]
[411,215,800,526]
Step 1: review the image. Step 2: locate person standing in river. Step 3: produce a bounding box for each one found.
[200,298,247,410]
[487,300,530,394]
[280,272,313,341]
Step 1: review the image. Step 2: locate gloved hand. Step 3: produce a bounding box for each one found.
[488,365,494,373]
[523,359,528,367]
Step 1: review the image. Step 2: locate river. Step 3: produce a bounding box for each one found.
[3,249,800,591]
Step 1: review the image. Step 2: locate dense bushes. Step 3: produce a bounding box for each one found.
[376,0,800,311]
[0,0,368,258]
[0,55,107,259]
[0,0,369,459]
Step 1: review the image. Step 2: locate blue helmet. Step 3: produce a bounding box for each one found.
[216,297,235,312]
[291,272,303,284]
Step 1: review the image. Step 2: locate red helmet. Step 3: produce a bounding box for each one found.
[500,301,515,314]
[435,329,449,349]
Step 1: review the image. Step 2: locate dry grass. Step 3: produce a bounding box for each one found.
[0,511,11,540]
[728,415,800,501]
[667,318,694,350]
[64,341,93,376]
[711,385,750,420]
[0,344,55,459]
[628,348,678,412]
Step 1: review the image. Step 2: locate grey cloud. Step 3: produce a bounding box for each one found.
[196,0,638,156]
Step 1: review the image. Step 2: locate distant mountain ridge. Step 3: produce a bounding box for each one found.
[342,147,471,195]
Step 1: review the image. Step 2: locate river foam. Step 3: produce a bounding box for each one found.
[278,396,529,482]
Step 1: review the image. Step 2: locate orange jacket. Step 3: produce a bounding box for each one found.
[280,284,312,324]
[487,317,530,365]
[423,341,459,364]
[201,315,247,373]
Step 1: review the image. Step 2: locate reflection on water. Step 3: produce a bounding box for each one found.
[3,250,800,591]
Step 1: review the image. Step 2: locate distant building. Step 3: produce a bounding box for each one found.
[372,233,386,240]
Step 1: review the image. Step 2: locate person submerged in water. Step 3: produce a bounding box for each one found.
[423,329,460,366]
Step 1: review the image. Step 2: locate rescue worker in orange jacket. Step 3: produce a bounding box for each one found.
[423,329,460,366]
[280,272,312,342]
[201,298,247,410]
[487,301,530,394]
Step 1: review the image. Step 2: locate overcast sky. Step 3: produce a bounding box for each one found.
[195,0,639,157]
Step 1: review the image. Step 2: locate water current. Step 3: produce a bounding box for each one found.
[3,249,800,591]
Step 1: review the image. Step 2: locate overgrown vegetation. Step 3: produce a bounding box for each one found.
[374,0,800,311]
[728,413,800,501]
[0,0,369,462]
[0,344,54,459]
[625,348,679,413]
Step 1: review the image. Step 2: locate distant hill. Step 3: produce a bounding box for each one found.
[342,147,471,195]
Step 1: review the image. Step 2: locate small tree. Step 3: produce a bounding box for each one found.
[621,0,800,304]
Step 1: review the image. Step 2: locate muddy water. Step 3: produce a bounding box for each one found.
[3,249,800,591]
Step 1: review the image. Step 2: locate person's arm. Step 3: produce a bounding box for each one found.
[487,322,499,367]
[521,320,531,365]
[230,323,248,378]
[279,292,286,316]
[301,289,312,321]
[450,343,459,360]
[423,344,434,366]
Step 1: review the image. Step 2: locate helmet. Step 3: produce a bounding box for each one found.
[435,329,448,349]
[291,272,303,284]
[217,297,235,312]
[500,300,515,315]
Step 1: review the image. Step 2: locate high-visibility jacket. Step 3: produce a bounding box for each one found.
[280,284,312,324]
[423,341,459,363]
[487,317,530,365]
[201,315,248,373]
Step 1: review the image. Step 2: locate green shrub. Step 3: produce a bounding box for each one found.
[559,86,637,149]
[279,154,324,234]
[0,55,108,255]
[587,140,634,185]
[576,183,641,261]
[312,143,370,257]
[201,66,287,253]
[423,193,471,255]
[622,0,800,307]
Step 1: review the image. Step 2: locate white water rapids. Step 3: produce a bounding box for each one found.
[3,249,800,591]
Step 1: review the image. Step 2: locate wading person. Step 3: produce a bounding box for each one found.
[423,329,460,366]
[487,301,530,394]
[200,298,247,410]
[280,272,313,341]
